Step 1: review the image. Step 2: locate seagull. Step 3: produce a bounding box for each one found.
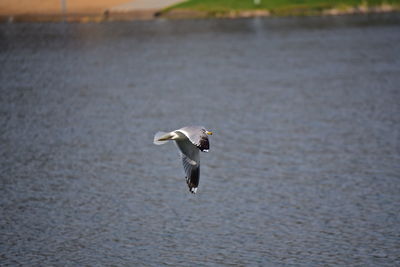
[153,126,213,194]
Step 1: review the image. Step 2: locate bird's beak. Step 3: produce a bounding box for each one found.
[206,131,213,135]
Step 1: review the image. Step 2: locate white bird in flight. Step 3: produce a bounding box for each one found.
[153,126,213,194]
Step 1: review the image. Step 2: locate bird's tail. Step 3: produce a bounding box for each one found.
[153,131,171,145]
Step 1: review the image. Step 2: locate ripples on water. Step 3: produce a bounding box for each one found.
[1,14,400,266]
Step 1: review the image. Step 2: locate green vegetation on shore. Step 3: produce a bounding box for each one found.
[164,0,400,17]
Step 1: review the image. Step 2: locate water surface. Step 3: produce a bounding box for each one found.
[1,14,400,266]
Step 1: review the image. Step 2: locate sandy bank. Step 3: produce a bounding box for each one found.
[0,0,187,22]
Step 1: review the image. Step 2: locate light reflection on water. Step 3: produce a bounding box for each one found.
[1,14,400,266]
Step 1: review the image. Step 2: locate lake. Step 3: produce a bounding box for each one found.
[1,14,400,266]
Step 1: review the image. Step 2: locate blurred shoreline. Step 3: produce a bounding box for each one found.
[0,0,399,23]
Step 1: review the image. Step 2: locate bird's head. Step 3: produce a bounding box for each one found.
[202,127,213,135]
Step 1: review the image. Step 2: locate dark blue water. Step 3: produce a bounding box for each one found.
[1,14,400,266]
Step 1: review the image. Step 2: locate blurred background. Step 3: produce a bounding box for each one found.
[1,0,400,266]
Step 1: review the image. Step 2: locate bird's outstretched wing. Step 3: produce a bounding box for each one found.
[181,153,200,194]
[175,136,201,194]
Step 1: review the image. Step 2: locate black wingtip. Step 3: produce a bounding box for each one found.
[186,178,198,194]
[194,133,210,152]
[189,187,197,194]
